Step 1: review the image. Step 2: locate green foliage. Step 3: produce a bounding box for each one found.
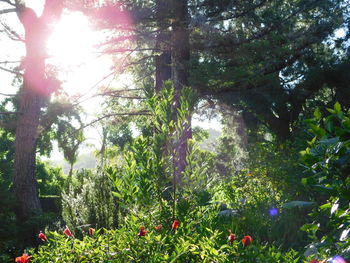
[209,113,310,249]
[0,128,65,258]
[109,84,197,216]
[107,123,134,150]
[55,113,85,174]
[300,102,350,258]
[213,169,308,249]
[30,205,303,263]
[36,161,65,196]
[62,169,118,236]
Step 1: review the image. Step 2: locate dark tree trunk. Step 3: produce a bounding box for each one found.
[68,163,74,177]
[13,1,62,222]
[14,7,46,221]
[172,0,190,92]
[171,0,191,188]
[155,0,171,92]
[14,88,43,220]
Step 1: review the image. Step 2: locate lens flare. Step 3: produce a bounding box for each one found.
[331,256,347,263]
[269,208,279,216]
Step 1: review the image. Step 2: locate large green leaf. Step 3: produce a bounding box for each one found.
[283,201,316,209]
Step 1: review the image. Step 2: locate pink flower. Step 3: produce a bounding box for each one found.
[15,254,32,263]
[172,220,180,230]
[88,227,95,236]
[228,232,236,244]
[63,226,73,237]
[242,235,253,247]
[154,224,163,232]
[138,226,147,237]
[38,231,47,241]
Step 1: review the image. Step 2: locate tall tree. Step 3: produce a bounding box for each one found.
[155,0,171,92]
[56,115,85,177]
[188,0,347,141]
[13,0,62,221]
[171,0,192,187]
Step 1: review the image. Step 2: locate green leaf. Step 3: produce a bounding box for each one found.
[312,185,334,194]
[301,178,308,185]
[300,223,319,232]
[309,124,326,138]
[319,137,339,146]
[283,201,316,209]
[314,108,322,120]
[319,203,331,211]
[334,102,341,113]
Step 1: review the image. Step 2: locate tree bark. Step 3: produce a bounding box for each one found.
[171,0,191,188]
[14,88,43,220]
[155,0,171,92]
[13,1,62,222]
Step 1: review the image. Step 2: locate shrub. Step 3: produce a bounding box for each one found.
[300,103,350,258]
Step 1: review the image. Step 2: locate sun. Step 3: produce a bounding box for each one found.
[46,11,112,96]
[47,12,96,68]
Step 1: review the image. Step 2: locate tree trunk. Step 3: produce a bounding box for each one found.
[14,8,46,221]
[13,1,62,222]
[14,88,43,220]
[171,0,191,188]
[155,0,171,92]
[68,163,74,177]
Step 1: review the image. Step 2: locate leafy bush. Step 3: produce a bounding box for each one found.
[29,205,304,263]
[300,102,350,258]
[213,168,308,249]
[62,169,118,236]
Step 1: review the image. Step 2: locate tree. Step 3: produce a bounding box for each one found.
[155,0,171,92]
[79,0,194,187]
[171,0,192,187]
[9,0,63,221]
[188,0,347,141]
[56,115,85,177]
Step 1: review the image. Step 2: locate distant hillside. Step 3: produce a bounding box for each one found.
[199,128,221,152]
[48,152,97,175]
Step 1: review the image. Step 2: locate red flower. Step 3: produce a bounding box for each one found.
[228,233,236,244]
[15,253,32,263]
[63,226,74,237]
[38,231,47,241]
[88,227,95,236]
[309,260,326,263]
[154,224,163,232]
[172,220,180,230]
[242,235,253,247]
[138,226,147,237]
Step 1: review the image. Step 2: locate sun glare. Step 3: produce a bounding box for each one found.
[47,11,112,96]
[47,12,96,68]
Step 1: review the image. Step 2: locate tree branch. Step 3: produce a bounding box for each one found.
[0,65,22,75]
[0,20,24,41]
[0,0,16,7]
[0,92,16,96]
[0,7,16,14]
[0,111,18,114]
[80,111,150,130]
[0,60,20,64]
